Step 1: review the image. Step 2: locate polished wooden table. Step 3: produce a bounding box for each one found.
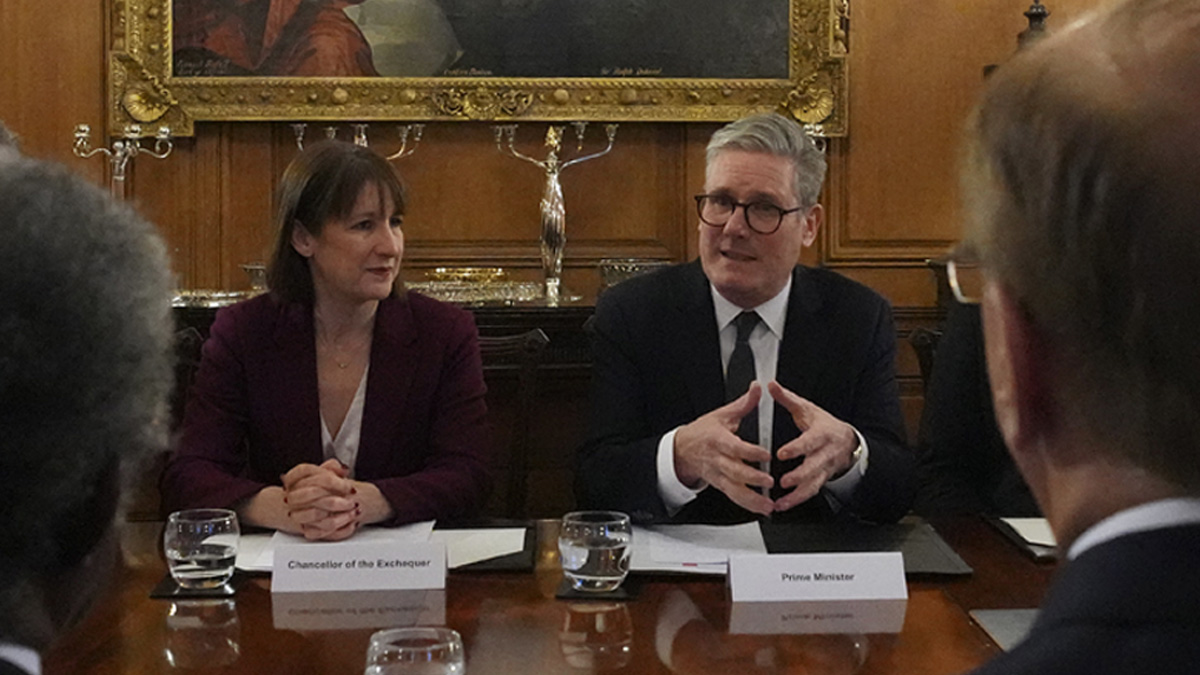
[45,518,1054,674]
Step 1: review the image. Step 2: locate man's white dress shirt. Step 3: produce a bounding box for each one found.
[1068,497,1200,560]
[655,279,868,514]
[0,643,39,675]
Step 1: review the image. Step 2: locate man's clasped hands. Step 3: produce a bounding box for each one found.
[673,381,860,517]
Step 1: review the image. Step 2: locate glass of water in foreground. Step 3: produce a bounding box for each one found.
[164,509,240,590]
[365,627,464,675]
[558,511,632,592]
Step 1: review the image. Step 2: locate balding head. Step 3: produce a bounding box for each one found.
[964,0,1200,492]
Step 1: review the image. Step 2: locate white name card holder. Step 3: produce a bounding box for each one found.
[728,552,907,603]
[272,540,446,593]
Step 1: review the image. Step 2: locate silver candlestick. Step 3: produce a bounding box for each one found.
[494,122,618,305]
[290,123,308,150]
[384,125,425,160]
[291,123,424,159]
[289,123,341,149]
[72,124,173,200]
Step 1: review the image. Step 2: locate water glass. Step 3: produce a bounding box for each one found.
[164,509,240,589]
[558,511,632,592]
[365,627,464,675]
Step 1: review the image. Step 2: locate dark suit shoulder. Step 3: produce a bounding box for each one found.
[971,525,1200,675]
[595,261,703,315]
[591,262,712,357]
[797,265,892,315]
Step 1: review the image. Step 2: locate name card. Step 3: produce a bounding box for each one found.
[728,552,906,602]
[272,540,445,593]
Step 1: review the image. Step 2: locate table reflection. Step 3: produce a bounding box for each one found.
[165,599,240,669]
[657,589,869,675]
[271,590,446,631]
[728,599,908,635]
[559,603,633,670]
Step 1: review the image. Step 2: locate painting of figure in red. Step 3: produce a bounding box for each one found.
[172,0,789,80]
[173,0,380,76]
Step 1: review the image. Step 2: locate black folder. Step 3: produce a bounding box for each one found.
[759,517,973,576]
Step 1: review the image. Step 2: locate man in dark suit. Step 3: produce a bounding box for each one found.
[961,1,1200,672]
[0,136,173,674]
[577,113,914,524]
[915,302,1039,517]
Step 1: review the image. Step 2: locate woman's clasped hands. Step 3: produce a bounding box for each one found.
[234,459,395,539]
[282,459,359,541]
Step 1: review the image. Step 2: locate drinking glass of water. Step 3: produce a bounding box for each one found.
[558,511,632,593]
[164,509,239,590]
[364,627,464,675]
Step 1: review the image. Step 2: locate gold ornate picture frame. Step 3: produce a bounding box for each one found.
[109,0,848,136]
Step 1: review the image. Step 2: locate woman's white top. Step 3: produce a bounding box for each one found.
[320,364,369,478]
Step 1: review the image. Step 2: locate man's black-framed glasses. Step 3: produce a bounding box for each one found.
[947,249,983,305]
[694,194,803,235]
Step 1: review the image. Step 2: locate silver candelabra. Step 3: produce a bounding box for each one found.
[72,124,173,200]
[494,122,618,305]
[291,123,424,159]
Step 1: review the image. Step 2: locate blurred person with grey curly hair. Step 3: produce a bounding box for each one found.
[0,150,173,674]
[0,120,17,151]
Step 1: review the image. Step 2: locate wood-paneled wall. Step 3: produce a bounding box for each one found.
[2,0,1102,450]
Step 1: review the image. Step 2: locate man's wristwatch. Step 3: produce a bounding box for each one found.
[831,442,864,481]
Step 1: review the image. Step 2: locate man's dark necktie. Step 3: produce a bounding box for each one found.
[725,311,761,445]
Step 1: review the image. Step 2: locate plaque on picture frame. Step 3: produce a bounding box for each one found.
[107,0,849,134]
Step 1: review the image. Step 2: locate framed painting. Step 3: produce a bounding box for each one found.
[109,0,849,135]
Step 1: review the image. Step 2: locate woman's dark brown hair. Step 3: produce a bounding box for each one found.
[266,140,407,304]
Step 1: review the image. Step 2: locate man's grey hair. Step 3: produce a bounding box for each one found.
[963,0,1200,491]
[0,152,173,638]
[706,113,827,207]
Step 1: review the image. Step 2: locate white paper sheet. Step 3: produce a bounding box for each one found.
[234,532,273,571]
[630,523,767,575]
[1001,518,1057,547]
[235,520,436,572]
[429,528,526,568]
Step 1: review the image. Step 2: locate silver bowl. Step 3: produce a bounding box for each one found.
[599,258,671,289]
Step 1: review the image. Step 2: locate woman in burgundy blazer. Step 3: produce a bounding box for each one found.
[161,141,491,539]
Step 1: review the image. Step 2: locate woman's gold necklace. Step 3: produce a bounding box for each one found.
[317,329,363,369]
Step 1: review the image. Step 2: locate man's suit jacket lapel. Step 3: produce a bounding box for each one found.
[772,266,836,519]
[675,262,725,420]
[355,296,419,478]
[773,265,824,450]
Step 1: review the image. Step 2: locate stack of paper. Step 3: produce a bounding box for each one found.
[1000,518,1057,547]
[630,523,767,575]
[234,521,526,572]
